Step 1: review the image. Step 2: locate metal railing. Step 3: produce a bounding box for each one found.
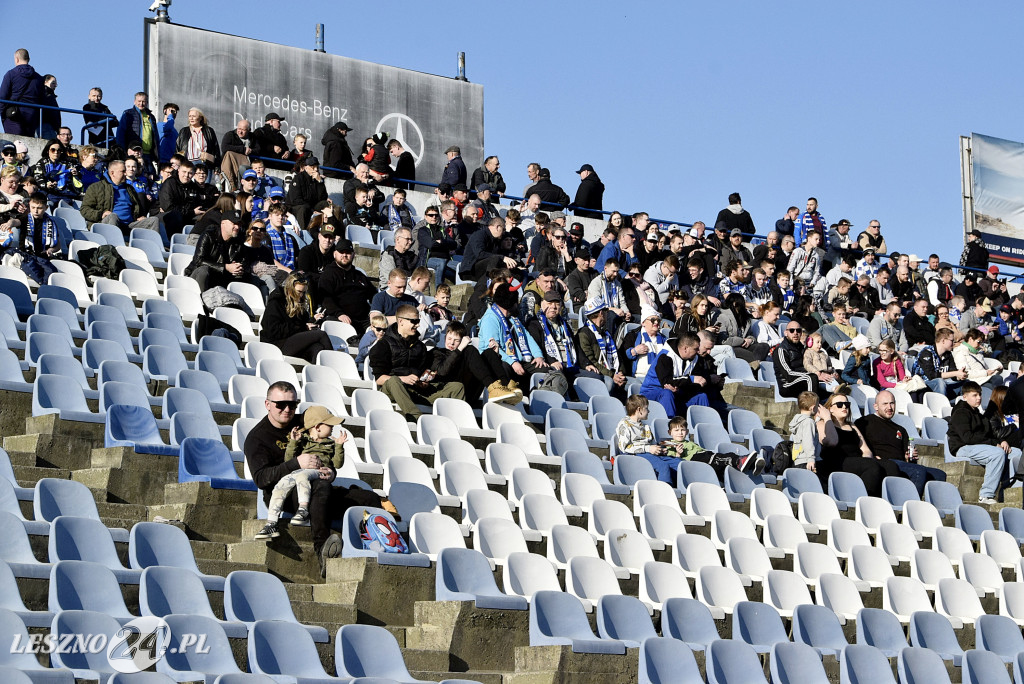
[0,99,117,145]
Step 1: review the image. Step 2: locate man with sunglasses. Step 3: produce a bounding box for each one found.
[245,381,386,577]
[369,304,465,421]
[415,205,458,287]
[773,322,828,400]
[318,239,375,333]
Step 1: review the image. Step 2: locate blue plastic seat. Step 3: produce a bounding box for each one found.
[179,438,255,491]
[224,570,329,643]
[0,278,34,316]
[48,560,134,625]
[88,317,140,358]
[677,459,720,488]
[956,503,995,541]
[26,331,74,366]
[976,613,1024,663]
[0,478,44,535]
[882,476,920,511]
[37,353,93,394]
[49,609,125,680]
[613,454,657,488]
[780,466,825,502]
[790,604,848,656]
[145,311,197,352]
[840,644,898,684]
[34,478,128,542]
[724,466,766,500]
[27,313,77,349]
[143,344,188,384]
[247,619,343,682]
[595,594,658,647]
[546,427,586,460]
[706,639,768,684]
[727,408,763,439]
[999,507,1024,544]
[335,624,432,682]
[0,666,40,684]
[341,506,430,567]
[158,613,245,681]
[100,381,162,417]
[0,607,73,681]
[562,450,628,495]
[925,480,963,517]
[829,472,869,509]
[592,412,623,443]
[105,404,179,456]
[129,521,226,591]
[0,559,53,627]
[83,337,132,373]
[140,566,246,638]
[575,376,610,403]
[856,607,909,658]
[732,601,789,655]
[176,369,238,414]
[0,310,23,350]
[0,448,31,501]
[908,611,964,666]
[0,349,29,392]
[35,298,83,338]
[638,637,703,684]
[48,516,140,583]
[435,547,528,610]
[32,374,101,422]
[527,389,565,416]
[770,641,831,684]
[170,411,224,446]
[0,510,52,578]
[195,350,240,391]
[97,359,157,396]
[544,407,591,442]
[898,647,952,684]
[0,292,24,328]
[89,222,125,247]
[528,590,626,654]
[660,597,721,650]
[198,334,246,369]
[142,299,181,320]
[964,649,1012,684]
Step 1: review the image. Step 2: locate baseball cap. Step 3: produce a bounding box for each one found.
[646,233,658,243]
[729,228,743,237]
[241,169,258,180]
[265,112,282,121]
[13,141,27,154]
[989,265,1000,275]
[978,297,993,312]
[222,210,242,224]
[335,121,353,131]
[335,239,354,252]
[583,299,608,316]
[302,405,343,430]
[574,248,591,259]
[0,142,14,153]
[320,225,335,238]
[1001,304,1013,314]
[575,163,595,174]
[303,156,320,167]
[837,219,853,227]
[268,186,285,198]
[687,228,701,238]
[452,183,468,193]
[570,224,584,236]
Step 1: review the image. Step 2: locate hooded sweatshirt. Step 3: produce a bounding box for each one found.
[788,413,820,466]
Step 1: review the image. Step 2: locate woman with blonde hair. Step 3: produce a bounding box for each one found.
[260,273,331,362]
[176,107,220,166]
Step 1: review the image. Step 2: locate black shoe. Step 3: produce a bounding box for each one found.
[255,522,279,541]
[290,507,310,526]
[319,532,343,579]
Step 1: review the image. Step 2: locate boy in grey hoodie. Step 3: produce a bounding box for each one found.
[788,391,830,471]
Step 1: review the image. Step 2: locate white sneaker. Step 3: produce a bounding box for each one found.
[978,496,997,505]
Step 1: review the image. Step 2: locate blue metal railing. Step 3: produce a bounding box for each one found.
[0,99,117,145]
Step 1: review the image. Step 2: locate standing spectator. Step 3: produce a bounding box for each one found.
[788,231,824,292]
[795,197,826,246]
[529,168,571,210]
[39,74,59,140]
[321,121,355,177]
[251,112,290,167]
[572,163,605,219]
[370,304,466,421]
[960,229,990,275]
[775,206,798,237]
[440,145,467,187]
[116,92,159,162]
[82,87,116,147]
[289,133,312,172]
[0,49,44,137]
[285,156,328,231]
[824,219,854,271]
[260,273,332,363]
[317,239,375,333]
[220,119,259,191]
[948,381,1018,504]
[176,108,219,167]
[157,103,178,164]
[714,192,756,237]
[470,156,505,201]
[388,139,416,191]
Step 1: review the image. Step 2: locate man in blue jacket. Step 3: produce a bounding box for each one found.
[116,92,159,162]
[0,49,45,137]
[440,145,467,187]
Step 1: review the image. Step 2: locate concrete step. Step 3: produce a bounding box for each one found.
[290,599,357,626]
[5,449,37,468]
[88,447,179,473]
[4,432,97,471]
[74,467,176,507]
[228,539,323,585]
[147,502,250,543]
[12,465,70,487]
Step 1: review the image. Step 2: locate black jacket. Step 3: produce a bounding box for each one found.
[244,414,310,505]
[393,152,416,190]
[535,243,572,278]
[317,262,375,323]
[321,127,355,178]
[572,173,605,219]
[220,129,259,157]
[470,167,506,199]
[714,207,756,236]
[369,324,429,378]
[915,346,954,380]
[948,399,1001,454]
[962,241,990,272]
[460,227,501,277]
[158,174,199,217]
[175,125,220,164]
[529,178,570,210]
[566,266,597,306]
[252,123,288,159]
[772,338,813,391]
[440,155,467,187]
[903,311,935,347]
[260,288,311,345]
[83,101,116,145]
[185,225,244,277]
[287,171,328,211]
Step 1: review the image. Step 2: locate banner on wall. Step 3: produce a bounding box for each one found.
[971,132,1024,266]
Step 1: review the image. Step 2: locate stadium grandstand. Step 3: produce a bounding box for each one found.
[1,12,1024,684]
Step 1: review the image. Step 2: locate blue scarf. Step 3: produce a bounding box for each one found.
[586,318,618,372]
[603,277,621,308]
[266,225,294,268]
[635,329,662,374]
[26,214,57,251]
[491,304,533,362]
[540,314,577,368]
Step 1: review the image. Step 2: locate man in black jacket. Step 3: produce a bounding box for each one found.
[714,192,756,237]
[572,164,604,219]
[948,381,1017,504]
[388,139,416,191]
[244,380,385,577]
[184,210,245,291]
[470,156,505,201]
[915,328,965,397]
[252,112,290,168]
[294,224,336,296]
[529,168,570,210]
[158,161,201,236]
[321,121,355,178]
[219,119,259,191]
[773,322,827,399]
[369,304,465,421]
[317,239,375,333]
[460,217,519,281]
[286,156,329,231]
[856,390,944,495]
[903,298,935,347]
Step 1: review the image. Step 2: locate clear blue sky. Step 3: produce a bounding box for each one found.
[8,1,1024,264]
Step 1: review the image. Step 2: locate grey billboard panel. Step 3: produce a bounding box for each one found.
[144,21,483,183]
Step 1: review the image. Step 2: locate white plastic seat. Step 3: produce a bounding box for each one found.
[855,496,899,536]
[884,576,937,624]
[473,517,528,567]
[816,572,865,622]
[639,561,692,611]
[547,523,602,573]
[725,537,773,583]
[408,512,466,561]
[903,500,945,541]
[588,499,639,543]
[673,533,724,581]
[934,526,975,569]
[934,577,985,625]
[366,432,413,466]
[695,565,748,616]
[559,473,606,514]
[119,269,160,300]
[827,519,872,560]
[960,551,1005,596]
[848,545,896,589]
[604,527,656,575]
[798,492,841,534]
[684,481,732,523]
[763,569,814,619]
[440,460,489,500]
[256,358,301,388]
[794,543,844,588]
[999,581,1024,626]
[980,529,1023,569]
[566,556,624,613]
[485,443,530,484]
[710,509,759,551]
[462,488,514,531]
[639,504,690,546]
[749,487,796,529]
[764,514,809,557]
[911,548,957,592]
[215,307,257,341]
[877,522,920,563]
[227,374,270,406]
[519,493,569,539]
[633,479,680,517]
[503,552,561,601]
[226,282,266,317]
[508,467,559,510]
[366,408,415,444]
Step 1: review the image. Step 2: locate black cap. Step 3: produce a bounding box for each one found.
[570,223,584,235]
[437,183,453,196]
[575,163,595,174]
[452,183,468,193]
[265,112,282,121]
[303,156,320,167]
[574,248,591,259]
[543,290,562,302]
[475,183,492,193]
[0,142,13,153]
[335,238,354,252]
[335,121,353,132]
[223,210,242,224]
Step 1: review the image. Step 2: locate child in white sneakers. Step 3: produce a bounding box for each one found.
[255,405,347,540]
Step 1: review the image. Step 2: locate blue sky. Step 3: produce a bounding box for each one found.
[8,1,1024,265]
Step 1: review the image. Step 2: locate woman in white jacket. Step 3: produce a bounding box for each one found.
[952,328,1001,385]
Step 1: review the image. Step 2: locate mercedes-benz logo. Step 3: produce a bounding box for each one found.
[375,113,424,167]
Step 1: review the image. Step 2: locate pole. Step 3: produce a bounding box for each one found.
[315,24,325,52]
[457,52,467,81]
[960,135,975,246]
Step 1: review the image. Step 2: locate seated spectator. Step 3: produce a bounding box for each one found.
[460,217,519,282]
[184,209,246,291]
[994,304,1024,357]
[378,227,418,289]
[903,298,935,347]
[415,204,459,286]
[639,331,710,418]
[77,146,104,190]
[871,340,906,390]
[19,192,60,283]
[745,268,774,307]
[984,386,1023,450]
[857,390,947,495]
[854,247,880,280]
[535,224,573,279]
[587,257,630,332]
[318,239,375,333]
[79,160,162,236]
[370,269,418,325]
[673,293,719,339]
[244,381,385,577]
[386,189,415,231]
[914,327,965,397]
[426,284,454,323]
[753,301,783,351]
[219,119,259,191]
[953,328,1001,385]
[644,255,680,308]
[927,267,957,306]
[286,156,328,231]
[617,395,677,484]
[527,290,597,389]
[841,335,873,386]
[826,277,853,311]
[520,270,560,324]
[190,164,219,211]
[955,272,983,305]
[31,140,81,199]
[624,263,659,315]
[477,283,548,396]
[260,273,332,363]
[622,308,668,379]
[369,304,465,421]
[867,302,908,352]
[948,381,1018,504]
[717,293,768,363]
[774,320,828,399]
[804,332,838,388]
[355,313,387,366]
[566,248,597,307]
[662,416,762,479]
[346,186,385,229]
[818,392,900,497]
[239,219,281,296]
[430,320,522,407]
[819,304,857,351]
[294,223,336,294]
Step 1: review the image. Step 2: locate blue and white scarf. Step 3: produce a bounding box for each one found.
[26,214,57,251]
[586,318,618,372]
[540,314,577,368]
[491,304,533,362]
[633,330,664,377]
[251,197,268,222]
[266,226,294,268]
[602,277,622,309]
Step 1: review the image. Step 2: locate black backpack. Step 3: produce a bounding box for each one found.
[770,440,795,475]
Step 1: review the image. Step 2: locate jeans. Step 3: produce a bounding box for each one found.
[925,376,963,398]
[636,452,679,486]
[427,257,449,287]
[893,459,946,496]
[641,387,709,419]
[956,444,1017,499]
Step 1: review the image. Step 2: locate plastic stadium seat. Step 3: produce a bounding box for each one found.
[791,603,848,656]
[908,611,964,665]
[176,368,237,414]
[129,521,226,591]
[341,506,429,567]
[981,528,1023,568]
[0,559,52,628]
[605,527,656,575]
[158,614,245,681]
[925,480,963,517]
[963,649,1012,684]
[640,560,692,611]
[726,537,774,583]
[0,349,30,392]
[695,566,748,615]
[935,526,974,568]
[595,594,657,648]
[898,647,953,684]
[612,454,657,487]
[975,613,1024,664]
[660,596,721,648]
[48,516,140,584]
[32,374,102,422]
[139,565,245,639]
[794,543,844,587]
[224,570,329,643]
[48,610,126,681]
[685,481,733,523]
[956,503,995,541]
[935,577,986,625]
[435,547,527,610]
[840,644,898,684]
[764,515,810,557]
[35,299,84,339]
[335,624,433,682]
[178,437,256,490]
[639,637,703,684]
[849,544,896,588]
[814,573,865,622]
[882,476,920,511]
[104,404,177,456]
[798,492,842,533]
[674,532,725,581]
[143,344,189,384]
[528,590,626,654]
[771,642,831,684]
[408,512,466,560]
[857,607,909,658]
[567,555,629,611]
[48,560,135,625]
[706,639,769,684]
[34,478,127,540]
[960,552,1005,595]
[732,601,789,655]
[781,467,825,503]
[26,330,75,367]
[247,620,339,681]
[519,493,569,539]
[0,278,34,316]
[829,472,868,509]
[0,510,53,579]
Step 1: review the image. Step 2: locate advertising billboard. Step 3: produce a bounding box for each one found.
[971,132,1024,266]
[144,21,484,184]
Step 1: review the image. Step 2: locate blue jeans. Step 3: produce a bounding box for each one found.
[427,257,449,287]
[956,444,1018,499]
[925,376,963,398]
[636,452,679,486]
[641,387,708,419]
[893,460,946,496]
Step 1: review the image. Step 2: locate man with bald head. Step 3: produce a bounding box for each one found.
[220,118,260,191]
[855,389,946,495]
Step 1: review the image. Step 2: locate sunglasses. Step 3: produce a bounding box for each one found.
[373,326,386,332]
[268,399,298,410]
[425,213,439,218]
[832,401,851,409]
[787,327,804,333]
[400,317,421,325]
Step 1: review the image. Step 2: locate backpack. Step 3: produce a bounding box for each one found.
[359,510,409,554]
[770,439,795,475]
[536,369,569,396]
[78,245,126,280]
